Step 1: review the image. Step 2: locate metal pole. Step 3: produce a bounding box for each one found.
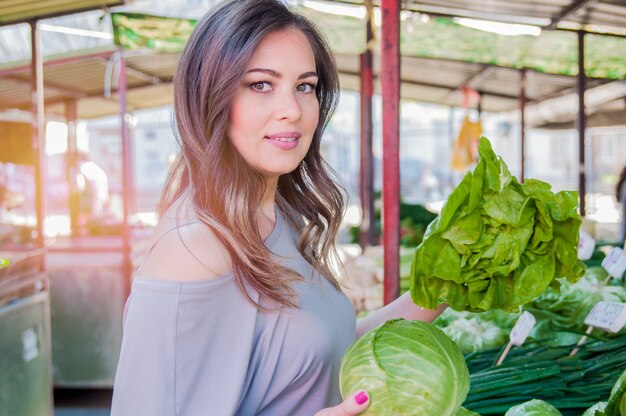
[359,0,375,249]
[65,99,79,236]
[30,20,46,270]
[381,0,400,304]
[119,54,133,298]
[29,19,54,414]
[576,31,586,216]
[520,69,526,183]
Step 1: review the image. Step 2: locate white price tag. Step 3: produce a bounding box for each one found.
[22,327,38,362]
[509,311,536,346]
[578,230,596,260]
[584,301,626,333]
[601,247,626,279]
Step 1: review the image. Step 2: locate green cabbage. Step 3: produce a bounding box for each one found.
[598,369,626,416]
[583,402,608,416]
[339,319,469,415]
[411,137,585,312]
[504,399,562,415]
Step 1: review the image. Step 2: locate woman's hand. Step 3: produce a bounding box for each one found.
[356,292,448,338]
[314,390,370,416]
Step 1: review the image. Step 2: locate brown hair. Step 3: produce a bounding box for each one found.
[159,0,345,308]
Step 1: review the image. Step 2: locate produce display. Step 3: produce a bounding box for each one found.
[433,264,626,353]
[464,335,626,415]
[524,266,626,345]
[410,137,585,312]
[339,319,469,416]
[340,137,626,415]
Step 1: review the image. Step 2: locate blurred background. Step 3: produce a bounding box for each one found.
[0,0,625,414]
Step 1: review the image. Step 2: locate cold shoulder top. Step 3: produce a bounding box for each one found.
[110,208,356,416]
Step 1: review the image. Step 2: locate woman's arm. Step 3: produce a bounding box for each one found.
[356,291,447,338]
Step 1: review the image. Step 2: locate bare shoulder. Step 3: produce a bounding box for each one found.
[138,217,233,282]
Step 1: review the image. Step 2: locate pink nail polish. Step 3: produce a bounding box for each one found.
[355,391,369,405]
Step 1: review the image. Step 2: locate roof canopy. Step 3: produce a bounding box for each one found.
[0,0,124,26]
[0,0,624,127]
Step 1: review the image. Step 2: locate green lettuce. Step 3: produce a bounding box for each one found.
[433,308,513,353]
[524,266,626,345]
[339,319,469,415]
[410,137,585,312]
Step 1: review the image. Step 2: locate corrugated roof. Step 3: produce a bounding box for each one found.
[0,0,125,26]
[339,0,626,36]
[0,0,624,126]
[0,48,173,119]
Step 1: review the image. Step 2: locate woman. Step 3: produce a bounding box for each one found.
[111,1,445,415]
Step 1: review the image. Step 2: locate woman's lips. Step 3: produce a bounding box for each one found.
[264,132,301,150]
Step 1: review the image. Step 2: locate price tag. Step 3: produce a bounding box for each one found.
[584,301,626,333]
[602,247,626,279]
[578,230,595,260]
[509,311,536,346]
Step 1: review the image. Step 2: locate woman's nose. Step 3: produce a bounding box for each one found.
[273,90,302,121]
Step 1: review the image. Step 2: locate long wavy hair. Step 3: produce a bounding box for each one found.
[159,0,345,309]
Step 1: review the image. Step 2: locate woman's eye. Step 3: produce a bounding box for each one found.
[297,83,316,93]
[250,81,271,92]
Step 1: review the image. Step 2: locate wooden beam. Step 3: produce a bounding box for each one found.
[5,74,86,99]
[546,0,600,30]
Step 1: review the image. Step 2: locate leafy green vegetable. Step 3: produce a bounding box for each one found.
[524,266,626,345]
[583,402,608,416]
[411,137,585,312]
[598,369,626,416]
[433,309,513,353]
[504,399,562,415]
[339,319,469,415]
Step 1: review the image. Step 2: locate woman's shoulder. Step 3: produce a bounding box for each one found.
[138,213,233,283]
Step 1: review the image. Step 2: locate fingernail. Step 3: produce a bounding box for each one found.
[355,391,369,405]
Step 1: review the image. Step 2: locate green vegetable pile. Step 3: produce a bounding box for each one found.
[433,309,515,354]
[464,334,626,415]
[339,319,469,416]
[524,266,626,345]
[411,137,585,312]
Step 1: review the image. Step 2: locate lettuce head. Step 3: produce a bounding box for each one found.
[411,137,585,312]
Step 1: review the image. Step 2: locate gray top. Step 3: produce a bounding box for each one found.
[111,208,356,416]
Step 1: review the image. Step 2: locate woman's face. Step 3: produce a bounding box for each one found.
[228,28,320,182]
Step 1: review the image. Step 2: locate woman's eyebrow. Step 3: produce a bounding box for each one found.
[246,68,318,80]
